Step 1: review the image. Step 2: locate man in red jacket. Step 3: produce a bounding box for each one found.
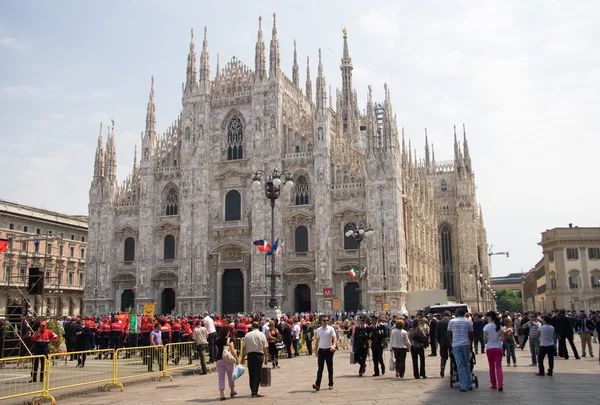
[110,318,124,358]
[30,321,58,383]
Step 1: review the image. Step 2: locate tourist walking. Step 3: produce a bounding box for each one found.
[390,319,411,378]
[503,318,517,367]
[266,321,280,368]
[408,319,427,379]
[240,322,268,398]
[313,315,337,391]
[483,311,504,391]
[447,308,474,392]
[536,315,555,376]
[215,327,239,401]
[523,313,542,366]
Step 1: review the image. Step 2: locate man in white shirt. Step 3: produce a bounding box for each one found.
[193,321,209,374]
[292,321,301,357]
[536,315,555,376]
[313,316,337,391]
[262,318,270,336]
[447,308,474,392]
[202,311,216,363]
[241,322,269,397]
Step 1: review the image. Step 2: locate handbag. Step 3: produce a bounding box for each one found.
[222,338,237,364]
[350,351,356,364]
[388,353,395,372]
[260,366,271,387]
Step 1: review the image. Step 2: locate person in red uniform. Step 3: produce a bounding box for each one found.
[96,318,111,359]
[180,318,194,364]
[30,321,58,383]
[110,318,124,357]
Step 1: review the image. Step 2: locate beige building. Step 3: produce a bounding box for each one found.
[0,200,87,316]
[522,225,600,313]
[85,17,489,315]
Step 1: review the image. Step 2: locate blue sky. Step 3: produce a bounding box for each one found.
[1,0,599,277]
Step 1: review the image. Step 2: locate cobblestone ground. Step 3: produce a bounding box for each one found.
[48,338,599,405]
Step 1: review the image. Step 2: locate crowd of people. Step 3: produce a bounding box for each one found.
[5,307,599,398]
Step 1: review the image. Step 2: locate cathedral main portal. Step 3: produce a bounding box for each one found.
[293,284,311,313]
[344,282,360,312]
[222,269,244,314]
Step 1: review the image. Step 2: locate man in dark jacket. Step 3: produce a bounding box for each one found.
[555,309,580,359]
[473,314,486,354]
[64,318,80,361]
[428,315,438,357]
[435,311,451,377]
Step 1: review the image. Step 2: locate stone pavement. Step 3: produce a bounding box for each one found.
[43,341,599,405]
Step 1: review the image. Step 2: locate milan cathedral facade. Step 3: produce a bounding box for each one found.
[85,15,489,315]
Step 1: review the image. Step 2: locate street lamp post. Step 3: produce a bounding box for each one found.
[252,168,293,312]
[345,224,374,311]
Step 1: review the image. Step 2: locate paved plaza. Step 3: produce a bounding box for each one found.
[39,341,599,405]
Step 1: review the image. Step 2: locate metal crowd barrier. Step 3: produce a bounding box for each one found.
[46,349,123,397]
[0,344,218,404]
[164,342,197,374]
[115,345,172,383]
[0,355,46,403]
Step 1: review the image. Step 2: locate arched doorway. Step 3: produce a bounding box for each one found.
[294,284,311,313]
[222,269,243,314]
[161,288,176,315]
[344,282,360,312]
[121,289,135,312]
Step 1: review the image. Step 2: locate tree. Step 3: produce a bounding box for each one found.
[495,289,522,313]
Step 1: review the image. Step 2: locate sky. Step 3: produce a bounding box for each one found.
[1,0,599,277]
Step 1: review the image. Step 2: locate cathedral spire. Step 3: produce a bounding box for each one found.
[292,40,299,87]
[216,53,220,77]
[425,128,431,170]
[305,56,312,102]
[145,76,156,138]
[94,122,104,178]
[431,143,436,170]
[184,28,197,94]
[105,119,117,182]
[454,124,464,171]
[365,85,377,153]
[269,13,280,78]
[132,144,138,179]
[340,27,354,137]
[199,26,211,93]
[254,16,266,81]
[315,48,327,113]
[463,123,471,168]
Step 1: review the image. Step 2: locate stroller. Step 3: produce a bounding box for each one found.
[449,347,479,389]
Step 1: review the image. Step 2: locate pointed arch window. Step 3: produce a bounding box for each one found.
[124,237,135,262]
[295,226,309,253]
[227,117,244,160]
[164,235,176,260]
[440,225,455,296]
[344,223,358,250]
[225,190,241,221]
[294,176,309,205]
[165,188,178,215]
[441,180,448,192]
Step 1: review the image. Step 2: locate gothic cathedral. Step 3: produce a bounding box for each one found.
[85,15,489,315]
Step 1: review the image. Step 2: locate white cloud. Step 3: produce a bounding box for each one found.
[0,35,30,51]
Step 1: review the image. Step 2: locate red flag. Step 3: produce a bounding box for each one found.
[0,239,8,253]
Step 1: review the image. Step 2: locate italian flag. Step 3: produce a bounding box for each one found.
[348,267,358,279]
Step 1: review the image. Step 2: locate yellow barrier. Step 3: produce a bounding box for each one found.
[115,345,172,383]
[0,355,46,403]
[164,342,194,373]
[46,349,122,392]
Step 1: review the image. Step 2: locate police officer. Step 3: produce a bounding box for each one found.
[370,315,386,376]
[30,321,58,383]
[352,313,370,377]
